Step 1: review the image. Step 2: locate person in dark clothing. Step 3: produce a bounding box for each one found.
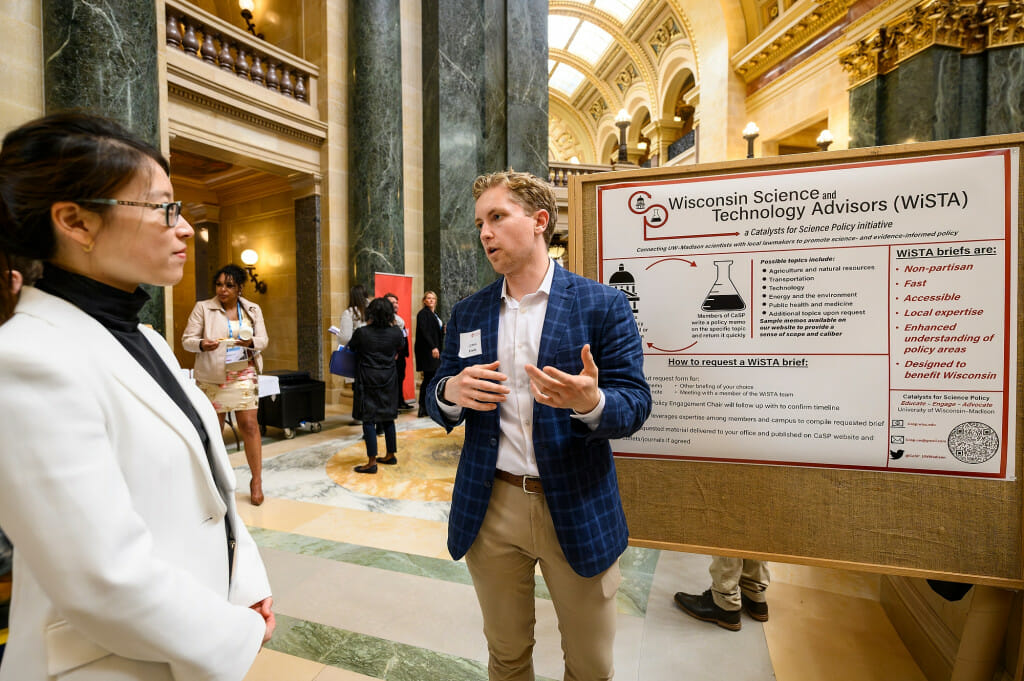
[414,290,444,417]
[348,297,407,473]
[385,292,414,411]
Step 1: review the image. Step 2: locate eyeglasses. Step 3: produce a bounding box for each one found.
[76,199,183,228]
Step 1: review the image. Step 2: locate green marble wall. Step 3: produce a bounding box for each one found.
[506,0,549,175]
[422,0,548,318]
[986,45,1024,135]
[958,53,986,139]
[348,0,405,296]
[43,0,164,331]
[849,44,1024,149]
[849,80,882,149]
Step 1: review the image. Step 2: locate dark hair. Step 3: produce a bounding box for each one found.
[0,112,169,260]
[0,252,13,322]
[349,284,368,318]
[0,252,42,323]
[213,263,248,290]
[366,297,395,328]
[384,291,398,301]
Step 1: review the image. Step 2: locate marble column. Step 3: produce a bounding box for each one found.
[348,0,405,295]
[959,53,986,139]
[880,47,962,144]
[505,0,548,175]
[423,0,548,317]
[43,0,163,330]
[848,79,882,149]
[986,46,1024,135]
[294,185,323,379]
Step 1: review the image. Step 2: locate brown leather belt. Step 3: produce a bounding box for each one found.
[494,469,543,494]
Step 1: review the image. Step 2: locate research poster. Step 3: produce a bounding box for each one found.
[601,149,1019,479]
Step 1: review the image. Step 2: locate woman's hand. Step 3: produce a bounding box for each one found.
[200,339,219,352]
[250,597,276,643]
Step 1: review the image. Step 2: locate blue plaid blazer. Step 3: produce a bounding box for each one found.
[427,264,651,577]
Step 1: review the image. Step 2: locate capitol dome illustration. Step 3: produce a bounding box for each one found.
[608,263,639,316]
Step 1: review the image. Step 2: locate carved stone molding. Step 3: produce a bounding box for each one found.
[839,0,1024,87]
[615,63,639,93]
[985,0,1024,48]
[549,117,583,162]
[168,82,325,147]
[838,32,885,87]
[649,16,683,57]
[735,0,854,83]
[588,97,609,123]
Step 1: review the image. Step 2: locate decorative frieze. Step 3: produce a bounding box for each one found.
[549,118,582,162]
[649,16,683,57]
[984,0,1024,49]
[615,63,639,92]
[840,0,1024,87]
[588,97,608,123]
[734,0,853,83]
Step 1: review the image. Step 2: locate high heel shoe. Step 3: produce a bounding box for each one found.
[250,479,264,506]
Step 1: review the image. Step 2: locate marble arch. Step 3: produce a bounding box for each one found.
[548,47,621,123]
[548,0,661,111]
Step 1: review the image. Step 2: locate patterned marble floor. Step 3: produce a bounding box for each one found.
[227,405,928,681]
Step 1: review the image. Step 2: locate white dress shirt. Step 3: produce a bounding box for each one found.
[440,259,605,476]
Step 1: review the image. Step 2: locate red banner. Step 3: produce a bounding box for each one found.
[374,272,414,402]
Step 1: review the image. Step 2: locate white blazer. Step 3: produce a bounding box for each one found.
[0,287,271,681]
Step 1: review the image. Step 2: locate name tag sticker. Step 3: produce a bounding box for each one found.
[224,346,246,364]
[460,329,482,358]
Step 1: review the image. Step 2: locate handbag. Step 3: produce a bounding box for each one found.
[329,345,356,378]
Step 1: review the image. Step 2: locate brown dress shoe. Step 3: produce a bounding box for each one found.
[742,593,769,621]
[673,590,741,631]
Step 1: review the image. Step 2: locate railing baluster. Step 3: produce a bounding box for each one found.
[164,1,316,106]
[200,29,217,64]
[166,13,182,49]
[218,35,234,71]
[235,46,250,80]
[181,18,199,56]
[265,61,279,91]
[250,54,265,86]
[281,68,294,97]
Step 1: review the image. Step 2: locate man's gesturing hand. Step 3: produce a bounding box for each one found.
[525,344,600,414]
[444,361,509,411]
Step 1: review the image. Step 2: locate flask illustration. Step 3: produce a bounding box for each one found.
[701,260,745,311]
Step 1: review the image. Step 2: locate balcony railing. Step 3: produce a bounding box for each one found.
[165,0,317,106]
[668,129,696,160]
[548,161,612,188]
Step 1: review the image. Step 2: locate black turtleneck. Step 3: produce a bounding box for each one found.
[35,264,212,458]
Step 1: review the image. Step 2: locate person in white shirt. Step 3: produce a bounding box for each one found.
[425,170,651,681]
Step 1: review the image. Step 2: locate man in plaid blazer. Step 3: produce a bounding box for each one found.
[427,171,651,680]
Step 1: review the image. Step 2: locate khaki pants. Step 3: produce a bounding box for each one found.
[465,478,621,681]
[709,556,770,611]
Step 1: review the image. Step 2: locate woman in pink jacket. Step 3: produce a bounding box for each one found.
[183,265,269,504]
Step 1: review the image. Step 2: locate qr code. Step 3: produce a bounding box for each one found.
[947,422,999,465]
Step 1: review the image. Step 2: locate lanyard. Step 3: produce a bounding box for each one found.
[225,300,243,338]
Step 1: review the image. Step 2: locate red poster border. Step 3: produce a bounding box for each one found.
[597,149,1016,479]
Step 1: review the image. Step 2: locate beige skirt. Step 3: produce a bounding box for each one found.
[198,364,259,413]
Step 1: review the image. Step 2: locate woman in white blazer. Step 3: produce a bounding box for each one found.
[0,113,273,680]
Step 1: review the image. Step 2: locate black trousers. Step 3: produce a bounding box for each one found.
[418,369,436,415]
